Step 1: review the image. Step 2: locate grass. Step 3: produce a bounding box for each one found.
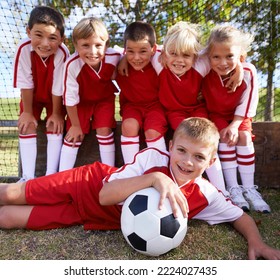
[0,188,279,260]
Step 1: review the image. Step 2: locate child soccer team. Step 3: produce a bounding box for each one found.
[6,5,279,259]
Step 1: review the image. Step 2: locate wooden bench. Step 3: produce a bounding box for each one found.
[32,121,280,189]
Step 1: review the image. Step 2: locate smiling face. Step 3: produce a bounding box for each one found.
[164,50,195,77]
[209,42,242,78]
[125,39,156,71]
[27,23,63,58]
[74,34,107,70]
[169,134,215,186]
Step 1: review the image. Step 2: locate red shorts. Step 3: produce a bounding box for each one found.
[211,116,252,132]
[66,100,116,134]
[20,100,52,120]
[121,102,167,135]
[25,162,121,230]
[166,108,208,130]
[19,99,66,123]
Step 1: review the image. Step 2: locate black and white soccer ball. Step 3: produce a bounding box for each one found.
[121,187,188,256]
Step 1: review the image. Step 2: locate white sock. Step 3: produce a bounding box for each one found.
[205,154,228,195]
[237,144,255,189]
[121,135,140,164]
[96,132,115,166]
[19,134,37,180]
[218,143,239,188]
[45,133,63,175]
[146,135,167,151]
[58,139,81,171]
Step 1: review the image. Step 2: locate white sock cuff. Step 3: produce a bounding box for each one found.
[47,133,63,141]
[121,135,139,145]
[96,132,114,145]
[19,134,37,143]
[63,139,82,148]
[236,144,254,155]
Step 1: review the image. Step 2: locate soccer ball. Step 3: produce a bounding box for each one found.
[121,187,188,256]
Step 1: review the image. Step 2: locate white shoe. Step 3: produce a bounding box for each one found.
[16,176,32,183]
[228,185,250,211]
[16,177,26,183]
[243,186,271,213]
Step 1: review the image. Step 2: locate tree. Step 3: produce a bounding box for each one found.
[232,0,279,121]
[39,0,279,120]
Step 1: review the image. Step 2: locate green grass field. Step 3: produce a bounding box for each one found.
[0,188,279,260]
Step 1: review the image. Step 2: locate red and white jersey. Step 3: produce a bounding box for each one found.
[13,37,69,103]
[152,50,210,112]
[105,147,243,225]
[63,47,120,106]
[116,62,160,107]
[202,62,258,120]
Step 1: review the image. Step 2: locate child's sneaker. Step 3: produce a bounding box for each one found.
[16,177,26,183]
[243,186,271,213]
[227,185,250,212]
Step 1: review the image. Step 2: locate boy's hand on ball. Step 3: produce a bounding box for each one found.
[152,172,189,218]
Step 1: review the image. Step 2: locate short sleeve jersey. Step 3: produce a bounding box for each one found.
[13,38,69,103]
[152,50,210,112]
[202,62,259,120]
[116,62,160,108]
[63,47,120,106]
[104,148,243,225]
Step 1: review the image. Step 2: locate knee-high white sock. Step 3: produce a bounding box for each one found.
[146,135,167,151]
[46,133,63,175]
[205,154,228,195]
[218,143,239,189]
[19,134,37,180]
[236,144,255,189]
[59,139,81,171]
[121,135,140,164]
[96,132,115,166]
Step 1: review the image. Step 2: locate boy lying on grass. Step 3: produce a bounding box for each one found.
[0,117,279,259]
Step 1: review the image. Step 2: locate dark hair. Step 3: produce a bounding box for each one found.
[124,21,156,47]
[28,6,65,37]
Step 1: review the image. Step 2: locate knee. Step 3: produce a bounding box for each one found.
[238,131,252,146]
[0,206,14,229]
[0,183,26,205]
[122,119,139,136]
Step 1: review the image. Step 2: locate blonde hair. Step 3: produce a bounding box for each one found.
[205,25,254,59]
[163,21,202,57]
[72,17,109,46]
[173,117,220,157]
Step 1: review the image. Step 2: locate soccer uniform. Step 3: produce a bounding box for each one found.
[201,62,258,132]
[13,37,69,119]
[116,62,167,135]
[152,51,209,130]
[25,148,243,230]
[59,48,121,170]
[63,47,120,132]
[201,63,266,212]
[13,38,69,179]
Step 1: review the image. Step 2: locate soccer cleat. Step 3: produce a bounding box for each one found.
[227,185,250,212]
[243,186,271,213]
